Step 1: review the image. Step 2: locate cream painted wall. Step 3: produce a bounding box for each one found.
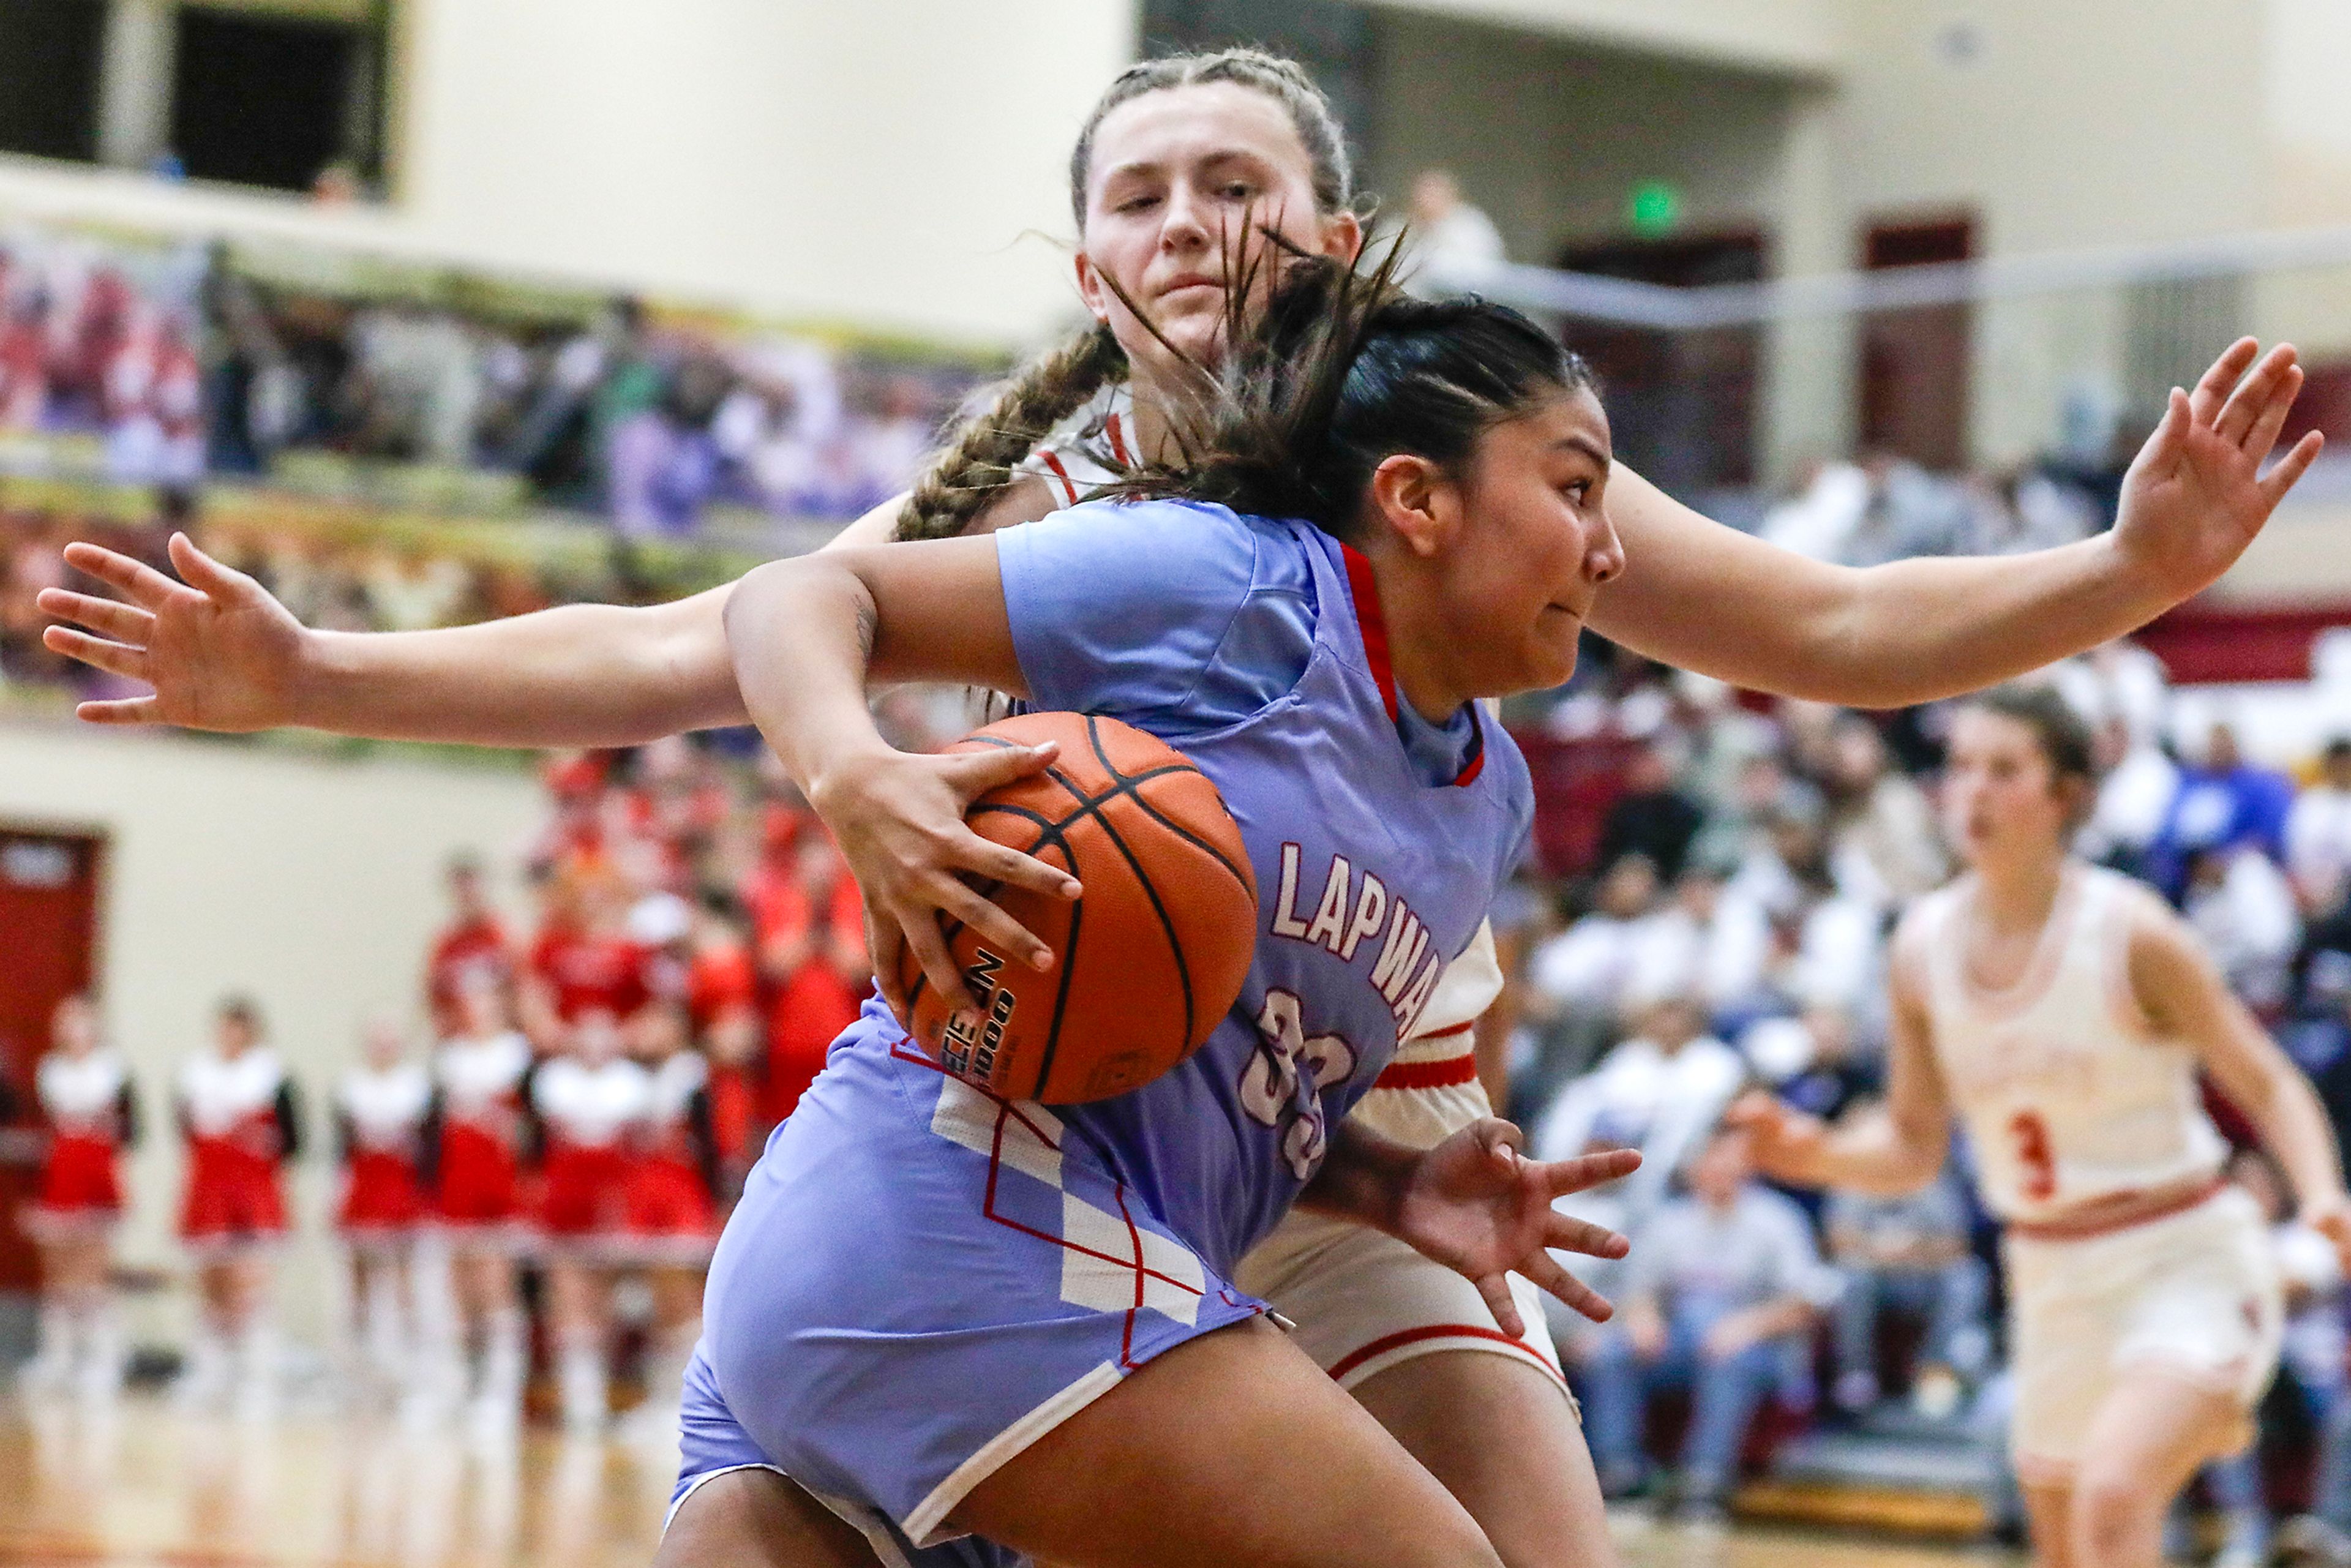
[1368,0,1840,76]
[1365,12,1795,261]
[1815,2,2270,465]
[0,725,545,1351]
[0,0,1134,347]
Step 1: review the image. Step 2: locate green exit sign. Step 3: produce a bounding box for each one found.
[1629,181,1682,236]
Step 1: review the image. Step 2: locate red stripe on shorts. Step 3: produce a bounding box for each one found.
[1373,1052,1478,1092]
[1327,1323,1562,1387]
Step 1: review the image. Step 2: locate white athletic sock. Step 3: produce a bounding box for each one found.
[175,1318,230,1408]
[557,1336,606,1433]
[476,1309,526,1405]
[22,1301,77,1393]
[361,1269,407,1384]
[75,1300,124,1400]
[233,1318,278,1419]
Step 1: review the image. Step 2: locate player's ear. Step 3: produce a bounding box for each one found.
[1073,250,1114,326]
[1365,454,1453,557]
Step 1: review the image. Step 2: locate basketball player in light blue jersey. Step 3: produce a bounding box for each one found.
[678,268,1633,1567]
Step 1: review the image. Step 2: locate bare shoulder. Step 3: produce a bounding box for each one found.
[966,474,1060,536]
[2106,869,2194,961]
[1886,891,1949,1001]
[2107,870,2221,1026]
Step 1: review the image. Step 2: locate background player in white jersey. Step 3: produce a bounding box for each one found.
[1736,685,2351,1568]
[34,45,2320,1568]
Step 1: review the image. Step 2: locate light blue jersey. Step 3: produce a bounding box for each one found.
[674,500,1533,1564]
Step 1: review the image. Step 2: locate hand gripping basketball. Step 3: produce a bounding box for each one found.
[893,712,1260,1104]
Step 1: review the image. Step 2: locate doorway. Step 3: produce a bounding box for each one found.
[0,826,108,1295]
[1554,231,1765,496]
[1858,215,1976,471]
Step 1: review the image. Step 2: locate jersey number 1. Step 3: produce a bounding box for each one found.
[2008,1109,2057,1202]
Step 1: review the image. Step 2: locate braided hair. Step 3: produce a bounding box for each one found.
[893,47,1356,542]
[893,323,1125,542]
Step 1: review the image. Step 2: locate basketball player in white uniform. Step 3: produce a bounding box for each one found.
[1739,685,2351,1568]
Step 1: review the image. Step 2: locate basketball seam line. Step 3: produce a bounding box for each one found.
[932,724,1239,1097]
[1038,761,1197,1057]
[966,725,1250,899]
[1079,716,1256,898]
[959,799,1086,1098]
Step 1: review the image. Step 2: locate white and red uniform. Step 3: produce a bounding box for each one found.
[1024,389,1568,1396]
[1913,863,2280,1479]
[24,1049,137,1240]
[334,1060,432,1247]
[531,1054,651,1255]
[625,1051,722,1266]
[177,1047,299,1253]
[432,1029,534,1236]
[427,913,514,1034]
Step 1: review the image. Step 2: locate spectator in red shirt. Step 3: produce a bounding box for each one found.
[426,853,514,1037]
[686,892,761,1180]
[750,832,868,1124]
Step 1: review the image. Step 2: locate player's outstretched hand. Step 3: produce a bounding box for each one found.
[815,741,1084,1025]
[2112,338,2325,604]
[1724,1089,1829,1185]
[38,532,310,730]
[1393,1119,1640,1335]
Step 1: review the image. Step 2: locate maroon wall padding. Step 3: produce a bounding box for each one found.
[1509,732,1644,880]
[2136,602,2351,685]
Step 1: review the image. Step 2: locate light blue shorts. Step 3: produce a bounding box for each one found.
[667,1023,1266,1561]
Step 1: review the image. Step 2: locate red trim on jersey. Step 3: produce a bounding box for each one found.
[1338,541,1487,788]
[1419,1019,1475,1040]
[1039,449,1081,507]
[2006,1172,2226,1242]
[1326,1322,1563,1387]
[1340,542,1399,722]
[1374,1052,1480,1091]
[1104,411,1132,467]
[1453,719,1488,787]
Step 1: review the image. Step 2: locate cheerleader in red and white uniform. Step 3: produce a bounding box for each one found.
[522,873,649,1050]
[620,999,720,1439]
[19,994,138,1400]
[429,977,535,1434]
[176,995,301,1416]
[530,1005,650,1431]
[334,1018,431,1392]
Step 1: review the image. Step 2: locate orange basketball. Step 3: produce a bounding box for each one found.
[896,711,1259,1104]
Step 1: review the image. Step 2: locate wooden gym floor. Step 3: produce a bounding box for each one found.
[0,1397,2006,1568]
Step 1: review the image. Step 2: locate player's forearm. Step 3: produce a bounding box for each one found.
[1594,467,2174,708]
[1808,535,2170,708]
[1805,1111,1946,1197]
[296,588,745,746]
[1297,1119,1419,1236]
[723,559,891,795]
[2235,1055,2351,1217]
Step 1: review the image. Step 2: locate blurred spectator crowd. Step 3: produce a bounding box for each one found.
[1491,639,2351,1549]
[0,494,744,708]
[0,217,992,535]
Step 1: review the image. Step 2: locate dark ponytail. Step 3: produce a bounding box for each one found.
[1110,237,1594,541]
